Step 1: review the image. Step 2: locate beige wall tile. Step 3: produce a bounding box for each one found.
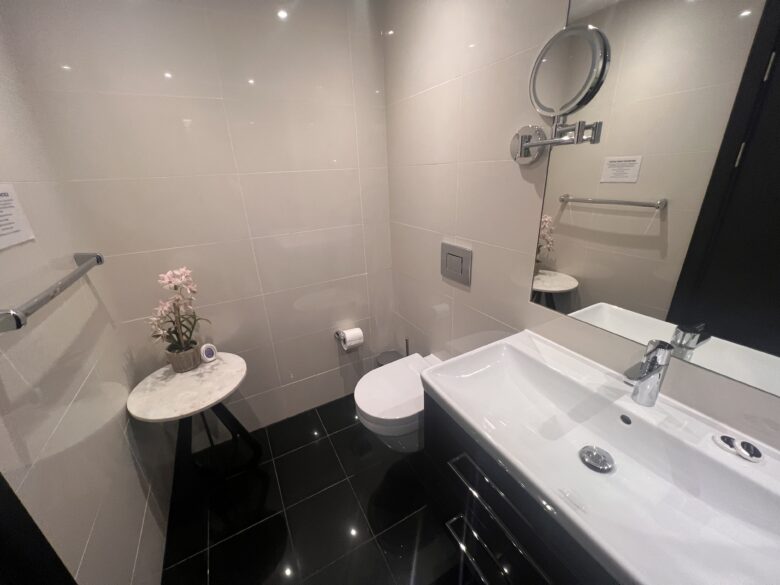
[225,97,358,172]
[31,91,236,180]
[364,221,392,273]
[242,170,362,237]
[92,240,262,322]
[197,296,273,353]
[456,161,543,252]
[451,302,517,355]
[459,49,541,163]
[274,318,372,385]
[62,175,248,255]
[389,163,457,233]
[382,0,464,103]
[387,80,461,166]
[453,241,534,330]
[264,275,370,342]
[360,167,390,223]
[209,8,353,104]
[460,0,567,73]
[253,225,366,293]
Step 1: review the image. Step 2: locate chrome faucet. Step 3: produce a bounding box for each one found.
[625,340,673,407]
[670,323,711,362]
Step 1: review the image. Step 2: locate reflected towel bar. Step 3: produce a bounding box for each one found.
[559,194,668,210]
[0,253,104,332]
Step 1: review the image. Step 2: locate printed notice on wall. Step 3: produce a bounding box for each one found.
[600,156,642,183]
[0,184,35,251]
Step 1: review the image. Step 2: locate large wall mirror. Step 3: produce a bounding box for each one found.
[530,0,780,395]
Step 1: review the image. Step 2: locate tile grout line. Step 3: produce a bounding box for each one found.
[265,427,302,580]
[315,408,399,585]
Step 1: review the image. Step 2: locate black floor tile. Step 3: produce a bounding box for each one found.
[378,507,472,585]
[316,394,359,434]
[193,427,271,470]
[268,410,326,456]
[163,480,209,567]
[161,552,208,585]
[275,439,346,506]
[209,461,283,544]
[331,423,403,475]
[350,458,427,534]
[210,513,301,585]
[286,480,371,578]
[303,541,395,585]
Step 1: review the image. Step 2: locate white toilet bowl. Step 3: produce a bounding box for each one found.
[354,353,441,452]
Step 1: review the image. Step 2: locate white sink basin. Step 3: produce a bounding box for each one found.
[422,330,780,585]
[571,302,780,397]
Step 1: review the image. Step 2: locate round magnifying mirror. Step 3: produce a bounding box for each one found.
[530,25,610,117]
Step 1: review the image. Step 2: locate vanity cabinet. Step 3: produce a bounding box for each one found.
[418,394,618,585]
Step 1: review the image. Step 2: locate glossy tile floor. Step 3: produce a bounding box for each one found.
[161,395,477,584]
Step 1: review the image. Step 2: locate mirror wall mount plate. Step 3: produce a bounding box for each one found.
[512,25,610,166]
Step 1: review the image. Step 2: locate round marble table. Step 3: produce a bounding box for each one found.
[127,352,263,473]
[532,270,579,310]
[127,353,246,422]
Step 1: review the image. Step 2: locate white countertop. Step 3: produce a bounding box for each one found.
[126,353,246,423]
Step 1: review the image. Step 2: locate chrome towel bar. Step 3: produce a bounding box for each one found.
[559,194,668,210]
[0,253,104,332]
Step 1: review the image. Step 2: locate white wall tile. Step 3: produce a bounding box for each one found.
[253,225,366,292]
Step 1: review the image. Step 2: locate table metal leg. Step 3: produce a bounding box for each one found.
[200,411,216,449]
[210,402,263,464]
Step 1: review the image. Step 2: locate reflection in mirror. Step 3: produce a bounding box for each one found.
[530,0,780,395]
[530,25,610,117]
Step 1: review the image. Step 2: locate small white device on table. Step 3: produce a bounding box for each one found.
[127,353,263,471]
[532,269,579,311]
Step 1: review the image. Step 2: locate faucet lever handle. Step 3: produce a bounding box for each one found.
[625,340,673,381]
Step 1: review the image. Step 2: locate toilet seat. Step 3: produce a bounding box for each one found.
[354,353,439,438]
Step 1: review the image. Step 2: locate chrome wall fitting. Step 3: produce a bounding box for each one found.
[511,125,548,165]
[511,119,603,167]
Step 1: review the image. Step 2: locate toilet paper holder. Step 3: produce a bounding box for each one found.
[334,327,364,352]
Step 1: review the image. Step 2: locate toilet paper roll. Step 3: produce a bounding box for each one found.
[337,327,364,351]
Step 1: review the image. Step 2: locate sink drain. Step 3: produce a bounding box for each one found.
[579,446,615,474]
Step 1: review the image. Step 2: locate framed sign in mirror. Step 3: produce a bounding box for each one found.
[530,0,780,396]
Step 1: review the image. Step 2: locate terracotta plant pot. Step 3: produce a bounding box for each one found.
[166,343,201,373]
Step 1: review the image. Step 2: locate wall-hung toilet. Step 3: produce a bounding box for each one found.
[354,353,441,452]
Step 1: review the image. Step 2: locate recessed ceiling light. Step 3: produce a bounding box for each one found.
[277,8,288,21]
[467,43,476,48]
[60,64,71,71]
[248,78,255,85]
[739,9,752,16]
[386,29,395,36]
[163,71,173,79]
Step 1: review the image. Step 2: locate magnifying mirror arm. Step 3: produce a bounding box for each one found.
[513,120,603,164]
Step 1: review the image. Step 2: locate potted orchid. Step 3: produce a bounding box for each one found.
[536,214,555,268]
[149,267,209,373]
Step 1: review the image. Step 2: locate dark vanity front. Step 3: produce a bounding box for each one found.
[418,394,618,585]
